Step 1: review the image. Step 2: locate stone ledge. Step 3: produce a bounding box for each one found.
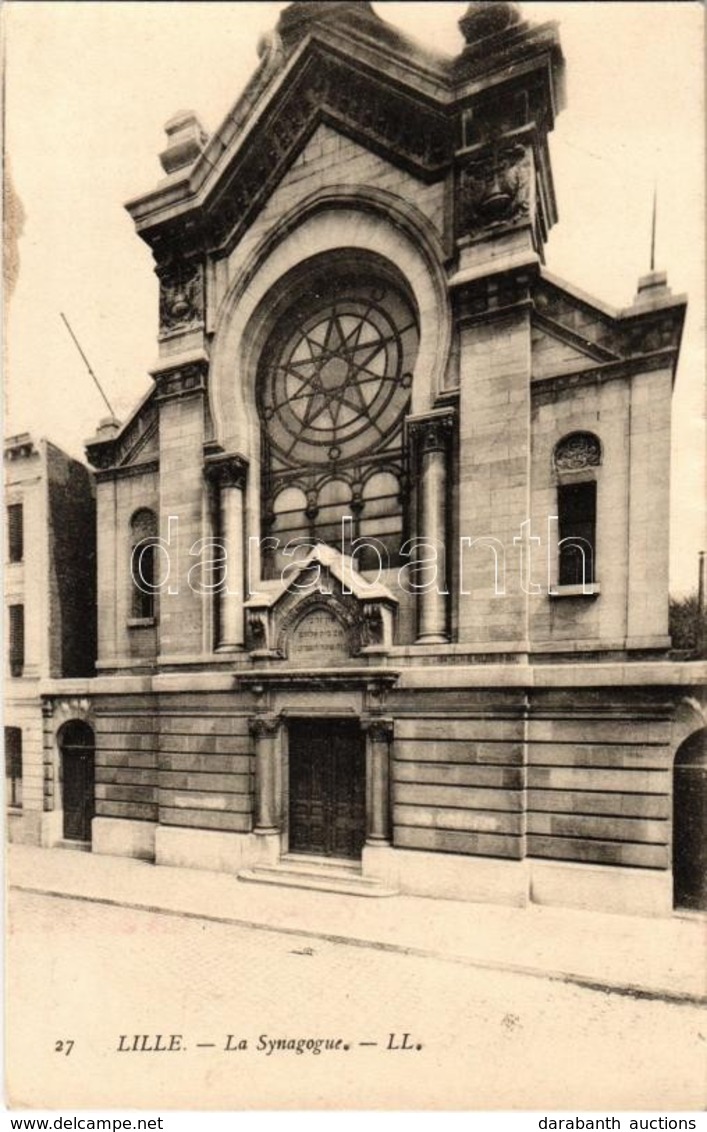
[530,859,672,918]
[93,817,156,861]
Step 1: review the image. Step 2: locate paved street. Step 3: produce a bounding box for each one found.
[7,889,706,1111]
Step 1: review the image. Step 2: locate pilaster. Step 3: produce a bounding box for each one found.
[361,716,393,845]
[153,354,208,659]
[204,453,249,651]
[456,272,534,649]
[407,410,455,644]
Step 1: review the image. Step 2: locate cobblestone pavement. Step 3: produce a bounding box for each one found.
[7,890,706,1111]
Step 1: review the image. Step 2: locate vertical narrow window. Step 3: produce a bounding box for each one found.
[554,432,601,590]
[558,481,597,586]
[130,509,158,621]
[9,604,24,676]
[4,727,23,808]
[7,504,23,563]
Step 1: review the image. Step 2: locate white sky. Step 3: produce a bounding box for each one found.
[3,1,705,595]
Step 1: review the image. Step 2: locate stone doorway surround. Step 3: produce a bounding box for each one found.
[240,669,397,886]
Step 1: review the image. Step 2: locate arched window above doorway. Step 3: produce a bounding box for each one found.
[257,262,419,576]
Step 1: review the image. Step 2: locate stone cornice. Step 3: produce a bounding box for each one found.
[4,434,37,461]
[127,45,452,262]
[94,459,159,485]
[531,349,681,404]
[125,11,563,264]
[152,355,209,404]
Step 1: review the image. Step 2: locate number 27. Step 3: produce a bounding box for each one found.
[55,1040,74,1056]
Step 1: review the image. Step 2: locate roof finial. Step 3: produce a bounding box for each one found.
[459,2,522,46]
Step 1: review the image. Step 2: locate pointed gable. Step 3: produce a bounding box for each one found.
[85,390,158,474]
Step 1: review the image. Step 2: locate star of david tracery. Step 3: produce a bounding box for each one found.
[260,291,419,468]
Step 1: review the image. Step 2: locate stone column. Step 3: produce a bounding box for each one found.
[363,718,393,845]
[409,413,454,644]
[249,715,281,836]
[205,454,248,651]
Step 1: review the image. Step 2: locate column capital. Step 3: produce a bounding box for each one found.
[204,452,248,489]
[361,717,394,743]
[248,714,281,740]
[406,409,455,453]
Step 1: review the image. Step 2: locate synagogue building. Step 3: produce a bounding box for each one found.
[35,1,706,914]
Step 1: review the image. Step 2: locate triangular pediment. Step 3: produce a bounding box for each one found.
[531,320,617,379]
[127,26,452,260]
[244,544,397,661]
[531,271,686,382]
[247,544,398,610]
[85,390,159,472]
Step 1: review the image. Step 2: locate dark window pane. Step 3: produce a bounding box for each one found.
[130,509,158,621]
[9,604,24,676]
[558,482,596,586]
[5,726,22,807]
[132,541,156,619]
[7,504,23,563]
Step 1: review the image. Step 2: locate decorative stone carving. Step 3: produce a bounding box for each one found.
[460,142,530,233]
[244,546,398,661]
[246,610,270,652]
[248,715,281,740]
[407,412,455,454]
[158,261,204,334]
[279,595,363,663]
[205,59,450,251]
[362,603,384,646]
[203,452,248,490]
[153,361,207,403]
[554,432,601,472]
[363,717,394,744]
[44,697,94,727]
[459,1,522,45]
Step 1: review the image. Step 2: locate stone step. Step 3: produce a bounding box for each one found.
[238,863,397,898]
[280,853,360,874]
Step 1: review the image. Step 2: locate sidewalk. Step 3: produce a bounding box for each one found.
[7,843,706,1003]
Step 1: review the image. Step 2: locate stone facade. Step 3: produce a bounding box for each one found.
[38,1,706,915]
[4,435,96,845]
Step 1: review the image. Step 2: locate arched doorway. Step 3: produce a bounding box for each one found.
[59,721,95,843]
[673,727,707,911]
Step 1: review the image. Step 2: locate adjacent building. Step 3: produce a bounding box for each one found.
[33,1,706,914]
[4,434,96,844]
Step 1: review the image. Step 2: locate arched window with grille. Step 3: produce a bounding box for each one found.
[553,432,601,589]
[257,262,419,578]
[129,508,158,620]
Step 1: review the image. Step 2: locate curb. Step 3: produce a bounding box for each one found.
[12,882,707,1008]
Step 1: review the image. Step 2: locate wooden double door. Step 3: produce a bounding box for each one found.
[288,719,366,860]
